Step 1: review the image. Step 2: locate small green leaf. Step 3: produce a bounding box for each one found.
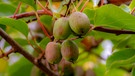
[129,0,135,11]
[19,0,37,10]
[39,37,50,49]
[0,3,16,16]
[0,18,28,37]
[40,15,53,34]
[106,48,135,70]
[94,4,135,31]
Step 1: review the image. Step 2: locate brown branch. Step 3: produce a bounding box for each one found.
[93,26,135,35]
[9,10,52,19]
[0,28,58,76]
[0,48,15,58]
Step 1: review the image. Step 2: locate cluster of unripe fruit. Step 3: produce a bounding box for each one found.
[45,12,90,64]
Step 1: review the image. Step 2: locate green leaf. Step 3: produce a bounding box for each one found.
[0,3,16,16]
[0,24,6,30]
[105,68,129,76]
[132,67,135,76]
[19,0,36,10]
[39,37,50,49]
[83,8,95,24]
[40,15,53,34]
[112,35,131,50]
[0,18,28,37]
[106,48,135,70]
[129,0,135,11]
[15,38,28,46]
[8,57,33,76]
[94,4,135,31]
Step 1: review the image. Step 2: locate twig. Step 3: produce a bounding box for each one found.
[35,12,52,40]
[100,0,104,6]
[80,0,89,12]
[0,28,58,76]
[9,10,52,19]
[0,48,15,58]
[64,0,72,17]
[93,26,135,35]
[29,30,43,52]
[130,7,135,14]
[37,1,53,16]
[13,2,22,18]
[72,0,83,12]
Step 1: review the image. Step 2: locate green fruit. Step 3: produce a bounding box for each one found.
[53,17,71,40]
[69,12,90,36]
[45,42,62,64]
[61,40,79,63]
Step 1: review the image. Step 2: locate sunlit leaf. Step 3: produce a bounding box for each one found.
[15,38,28,46]
[40,15,53,34]
[19,0,37,10]
[83,8,95,24]
[112,35,131,50]
[0,3,16,16]
[105,68,129,76]
[8,57,33,76]
[94,4,135,31]
[106,49,135,70]
[0,59,8,72]
[0,18,28,37]
[129,0,135,11]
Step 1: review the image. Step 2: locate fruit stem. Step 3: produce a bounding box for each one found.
[13,2,22,18]
[80,0,89,12]
[72,0,83,12]
[130,7,135,14]
[37,0,53,16]
[35,12,52,40]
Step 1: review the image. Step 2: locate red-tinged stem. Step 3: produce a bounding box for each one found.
[80,0,89,12]
[35,12,52,40]
[130,7,135,14]
[37,1,53,16]
[100,0,104,6]
[13,2,22,18]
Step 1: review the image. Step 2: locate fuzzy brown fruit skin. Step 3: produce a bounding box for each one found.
[61,40,79,63]
[69,12,90,36]
[45,42,62,64]
[53,17,71,40]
